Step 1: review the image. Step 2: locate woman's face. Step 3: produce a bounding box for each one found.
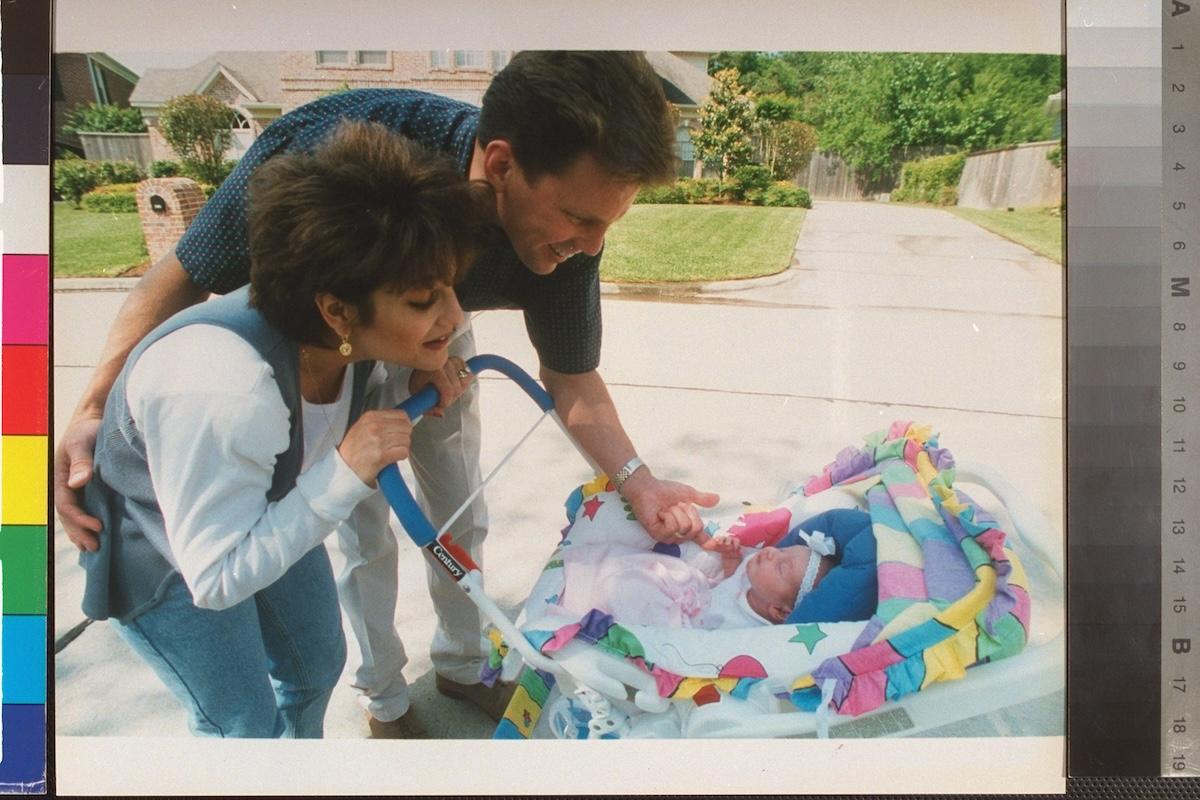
[352,282,465,371]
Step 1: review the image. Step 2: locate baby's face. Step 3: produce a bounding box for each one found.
[745,546,813,621]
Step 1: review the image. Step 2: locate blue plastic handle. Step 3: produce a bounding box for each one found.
[377,354,554,547]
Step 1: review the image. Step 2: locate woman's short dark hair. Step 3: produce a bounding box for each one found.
[248,120,485,346]
[478,51,678,186]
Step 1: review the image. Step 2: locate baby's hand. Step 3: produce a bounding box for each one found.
[703,534,742,556]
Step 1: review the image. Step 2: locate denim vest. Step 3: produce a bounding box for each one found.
[80,286,374,621]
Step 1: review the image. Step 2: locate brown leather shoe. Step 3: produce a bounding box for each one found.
[367,709,430,739]
[435,675,517,722]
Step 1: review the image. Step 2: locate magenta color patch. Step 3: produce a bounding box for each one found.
[542,623,583,653]
[976,528,1009,560]
[1011,584,1032,627]
[888,480,928,499]
[841,640,904,674]
[887,421,912,439]
[838,671,889,716]
[878,561,928,602]
[3,255,49,344]
[651,665,685,697]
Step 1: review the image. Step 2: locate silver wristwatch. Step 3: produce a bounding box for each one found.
[611,456,646,492]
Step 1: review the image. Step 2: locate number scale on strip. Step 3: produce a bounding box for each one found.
[1163,0,1199,778]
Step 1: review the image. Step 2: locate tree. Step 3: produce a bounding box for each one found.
[751,94,818,179]
[690,67,756,183]
[158,94,235,185]
[62,102,146,135]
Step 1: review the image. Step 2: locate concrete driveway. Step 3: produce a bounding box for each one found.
[52,200,1063,750]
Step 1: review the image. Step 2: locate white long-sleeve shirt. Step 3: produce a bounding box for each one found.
[126,324,388,611]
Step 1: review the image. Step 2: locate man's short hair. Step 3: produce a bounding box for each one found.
[478,51,678,185]
[248,120,485,346]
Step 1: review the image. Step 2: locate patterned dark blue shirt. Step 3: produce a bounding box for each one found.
[175,89,601,373]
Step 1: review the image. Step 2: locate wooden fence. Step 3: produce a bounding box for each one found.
[78,132,154,170]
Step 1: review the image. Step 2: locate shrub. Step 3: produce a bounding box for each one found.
[892,153,966,205]
[181,159,236,188]
[81,183,139,213]
[151,160,182,177]
[62,102,146,135]
[1046,143,1063,169]
[159,94,235,185]
[98,159,146,185]
[634,183,687,204]
[729,164,773,200]
[54,159,104,206]
[758,182,812,208]
[681,178,725,204]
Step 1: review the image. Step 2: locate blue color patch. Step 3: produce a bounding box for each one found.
[888,619,953,659]
[884,655,926,701]
[2,616,46,703]
[0,704,46,791]
[492,718,526,739]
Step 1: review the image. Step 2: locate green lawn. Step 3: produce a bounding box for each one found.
[53,201,149,277]
[601,204,806,283]
[51,200,806,283]
[948,205,1063,264]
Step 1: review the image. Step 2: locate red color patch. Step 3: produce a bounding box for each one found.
[2,345,48,434]
[692,684,721,706]
[719,654,768,679]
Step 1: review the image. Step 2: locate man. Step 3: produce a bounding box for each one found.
[55,51,718,737]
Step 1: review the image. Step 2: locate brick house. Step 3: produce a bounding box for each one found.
[53,53,139,156]
[129,50,710,175]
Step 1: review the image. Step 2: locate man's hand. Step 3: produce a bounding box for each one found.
[621,469,719,544]
[54,413,104,551]
[407,356,473,418]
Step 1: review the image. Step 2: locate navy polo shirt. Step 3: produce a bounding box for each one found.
[175,89,602,374]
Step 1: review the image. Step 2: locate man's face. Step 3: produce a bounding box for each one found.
[492,150,640,275]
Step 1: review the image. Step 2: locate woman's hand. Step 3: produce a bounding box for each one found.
[337,408,415,486]
[408,356,474,418]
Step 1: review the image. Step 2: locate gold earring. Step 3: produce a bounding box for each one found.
[339,332,353,357]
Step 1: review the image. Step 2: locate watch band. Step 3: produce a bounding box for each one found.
[611,456,646,492]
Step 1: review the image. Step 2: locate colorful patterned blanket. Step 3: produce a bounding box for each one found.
[488,422,1031,738]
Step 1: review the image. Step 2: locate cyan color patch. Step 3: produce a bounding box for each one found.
[2,616,46,703]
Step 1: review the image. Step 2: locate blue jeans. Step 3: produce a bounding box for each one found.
[115,545,347,738]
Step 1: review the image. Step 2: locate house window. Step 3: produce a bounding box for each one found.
[430,50,449,68]
[491,51,511,70]
[316,50,350,65]
[356,51,387,65]
[675,127,695,178]
[454,50,488,69]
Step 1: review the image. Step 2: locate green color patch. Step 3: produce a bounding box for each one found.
[0,525,47,613]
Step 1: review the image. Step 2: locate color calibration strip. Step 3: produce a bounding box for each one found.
[1161,0,1200,778]
[1066,0,1164,776]
[0,0,51,793]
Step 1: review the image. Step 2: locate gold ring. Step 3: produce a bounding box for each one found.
[457,368,471,380]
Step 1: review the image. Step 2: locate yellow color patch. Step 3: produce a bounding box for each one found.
[504,685,544,737]
[2,436,47,525]
[921,624,980,688]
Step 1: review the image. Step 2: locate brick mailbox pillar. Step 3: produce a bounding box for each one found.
[135,178,208,265]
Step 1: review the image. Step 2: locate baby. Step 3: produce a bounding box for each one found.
[691,531,837,627]
[555,517,839,630]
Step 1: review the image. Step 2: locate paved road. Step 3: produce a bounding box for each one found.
[53,200,1064,745]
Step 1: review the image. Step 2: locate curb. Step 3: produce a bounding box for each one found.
[54,277,141,292]
[599,268,795,299]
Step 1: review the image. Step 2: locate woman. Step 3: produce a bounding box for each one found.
[79,120,485,738]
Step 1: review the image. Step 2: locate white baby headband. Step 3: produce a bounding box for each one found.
[794,529,837,608]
